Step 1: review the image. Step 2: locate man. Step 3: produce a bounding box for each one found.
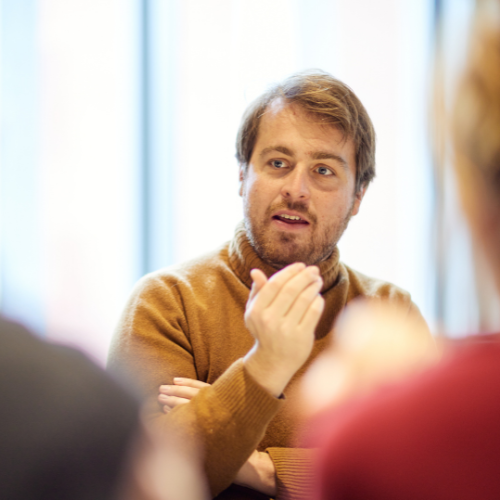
[0,315,139,500]
[0,314,207,500]
[108,72,426,500]
[310,10,500,500]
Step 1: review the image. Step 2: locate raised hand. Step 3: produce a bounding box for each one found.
[158,378,210,413]
[243,263,325,397]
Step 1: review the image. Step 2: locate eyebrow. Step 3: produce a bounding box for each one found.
[259,146,294,158]
[259,146,349,170]
[311,151,349,170]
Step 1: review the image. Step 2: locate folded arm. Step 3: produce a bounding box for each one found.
[109,263,324,497]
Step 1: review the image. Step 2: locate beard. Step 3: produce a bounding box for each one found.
[244,199,353,269]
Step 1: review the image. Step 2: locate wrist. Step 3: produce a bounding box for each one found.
[243,345,293,398]
[254,451,277,497]
[235,451,277,497]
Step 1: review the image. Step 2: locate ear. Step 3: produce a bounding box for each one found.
[238,165,245,197]
[351,185,367,216]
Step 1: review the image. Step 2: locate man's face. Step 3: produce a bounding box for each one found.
[240,100,365,268]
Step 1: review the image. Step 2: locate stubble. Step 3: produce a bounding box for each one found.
[244,199,353,269]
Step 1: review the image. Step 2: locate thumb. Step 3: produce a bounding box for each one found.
[248,269,267,302]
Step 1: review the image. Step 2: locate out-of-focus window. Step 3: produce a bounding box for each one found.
[0,0,142,363]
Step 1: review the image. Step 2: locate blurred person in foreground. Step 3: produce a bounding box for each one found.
[303,4,500,499]
[108,71,429,500]
[0,315,207,500]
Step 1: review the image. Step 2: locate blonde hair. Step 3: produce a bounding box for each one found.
[236,71,376,193]
[453,5,500,194]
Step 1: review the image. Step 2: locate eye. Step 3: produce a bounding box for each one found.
[316,165,334,176]
[271,159,287,169]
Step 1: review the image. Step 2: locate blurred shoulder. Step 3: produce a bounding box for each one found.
[342,263,412,305]
[0,316,139,499]
[0,316,138,413]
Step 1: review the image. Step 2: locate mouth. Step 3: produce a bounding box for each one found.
[272,212,310,226]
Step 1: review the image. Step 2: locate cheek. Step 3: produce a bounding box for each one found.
[465,190,499,244]
[317,193,354,221]
[457,169,500,263]
[457,169,489,235]
[242,179,268,219]
[245,177,278,205]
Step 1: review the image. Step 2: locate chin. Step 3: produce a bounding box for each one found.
[262,240,327,268]
[245,217,338,268]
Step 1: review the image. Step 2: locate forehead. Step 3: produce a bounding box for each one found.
[257,99,352,144]
[255,99,355,159]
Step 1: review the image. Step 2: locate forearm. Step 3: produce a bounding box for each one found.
[234,451,277,497]
[234,447,317,499]
[163,359,282,497]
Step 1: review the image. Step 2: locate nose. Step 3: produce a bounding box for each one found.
[280,165,310,202]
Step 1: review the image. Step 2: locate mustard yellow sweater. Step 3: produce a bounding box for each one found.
[108,225,425,500]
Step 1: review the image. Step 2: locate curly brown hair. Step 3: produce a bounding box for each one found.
[235,71,376,193]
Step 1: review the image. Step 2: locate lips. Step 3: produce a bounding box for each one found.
[272,212,310,225]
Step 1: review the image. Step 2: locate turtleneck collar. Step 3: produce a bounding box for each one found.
[228,222,341,294]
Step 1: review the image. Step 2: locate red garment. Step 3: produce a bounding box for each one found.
[312,336,500,500]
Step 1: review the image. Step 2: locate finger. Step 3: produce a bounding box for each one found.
[251,262,306,310]
[159,385,201,399]
[269,266,320,317]
[284,278,323,326]
[248,269,267,303]
[173,378,210,389]
[298,294,325,331]
[158,394,191,408]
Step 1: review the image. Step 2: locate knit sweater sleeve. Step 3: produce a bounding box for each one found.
[267,448,317,500]
[107,271,283,497]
